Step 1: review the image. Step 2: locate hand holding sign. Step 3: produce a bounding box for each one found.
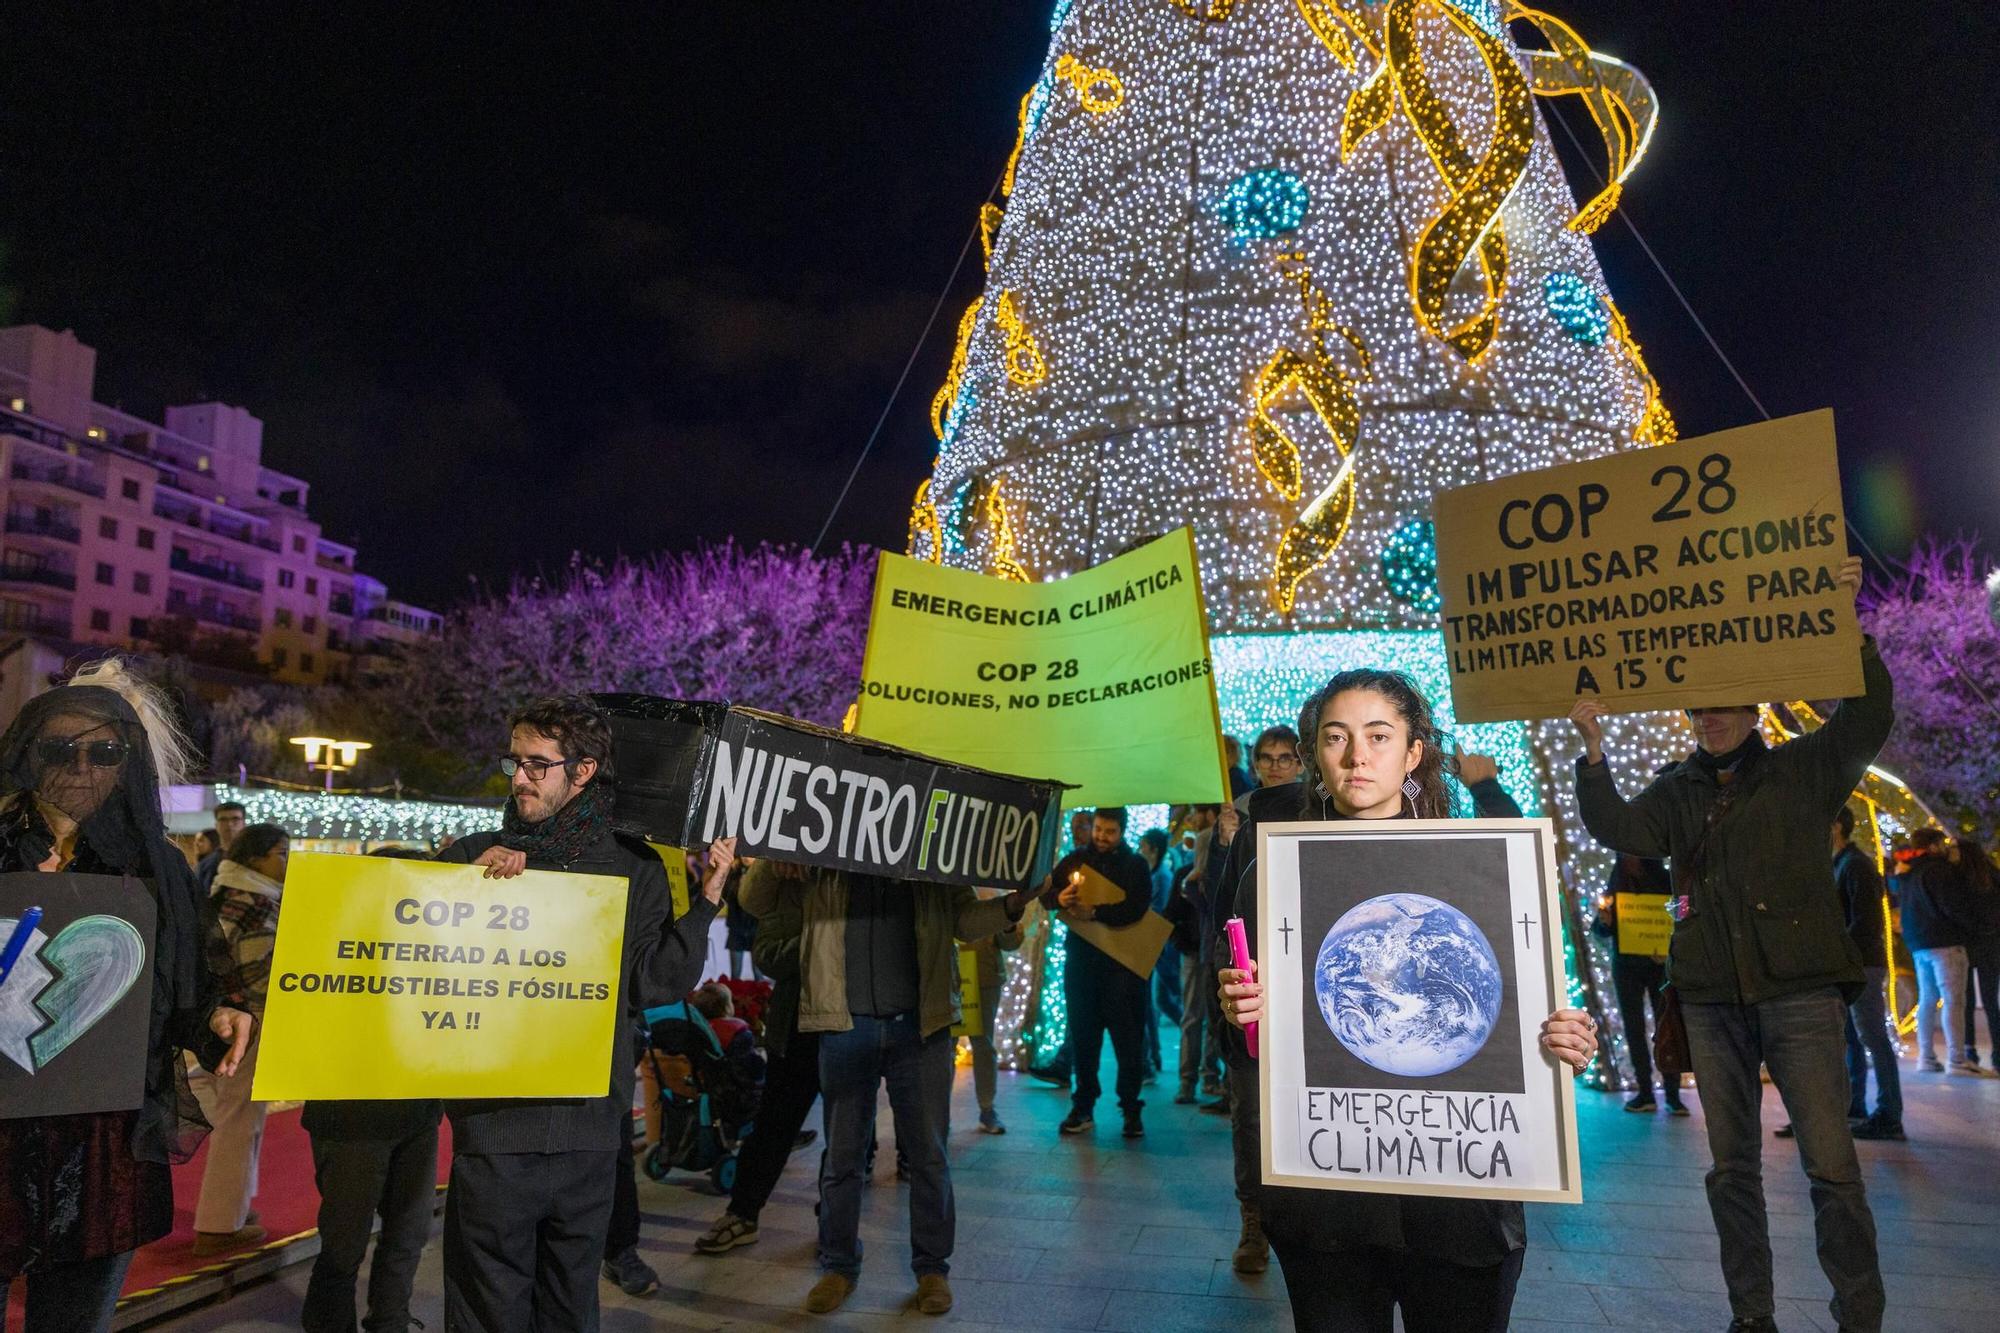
[699,837,738,905]
[1568,699,1608,764]
[471,845,527,880]
[208,1006,255,1078]
[1538,1009,1598,1071]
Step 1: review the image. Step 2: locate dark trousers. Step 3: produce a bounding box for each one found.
[0,1249,135,1333]
[817,1014,954,1278]
[1844,965,1904,1125]
[443,1150,617,1333]
[730,1031,822,1223]
[1964,935,2000,1063]
[303,1125,440,1333]
[1270,1239,1523,1332]
[1226,1051,1259,1209]
[1611,953,1668,1093]
[1683,988,1885,1333]
[1066,958,1147,1116]
[1153,942,1184,1024]
[602,1128,638,1260]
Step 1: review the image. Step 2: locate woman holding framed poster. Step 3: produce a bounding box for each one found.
[1217,668,1597,1333]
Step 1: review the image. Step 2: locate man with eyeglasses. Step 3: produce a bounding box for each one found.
[197,799,247,894]
[1570,555,1893,1333]
[434,695,735,1333]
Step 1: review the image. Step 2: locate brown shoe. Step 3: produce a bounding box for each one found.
[805,1272,856,1314]
[191,1224,266,1257]
[1231,1206,1269,1275]
[916,1273,953,1315]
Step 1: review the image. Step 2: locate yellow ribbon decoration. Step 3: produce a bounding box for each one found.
[981,479,1030,583]
[1300,0,1658,357]
[996,292,1047,388]
[907,478,944,563]
[1169,0,1239,19]
[1248,254,1372,614]
[930,298,983,441]
[1602,298,1677,447]
[1054,55,1125,114]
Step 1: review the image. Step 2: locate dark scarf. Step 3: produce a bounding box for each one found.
[1692,732,1765,782]
[499,779,611,864]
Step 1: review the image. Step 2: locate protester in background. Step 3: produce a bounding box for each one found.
[1137,827,1173,1080]
[302,845,444,1333]
[436,695,732,1333]
[695,859,820,1257]
[193,827,220,863]
[190,822,289,1255]
[965,900,1024,1134]
[1050,807,1155,1141]
[739,863,1035,1316]
[1952,836,2000,1071]
[1898,827,1989,1076]
[1590,854,1685,1115]
[1570,554,1891,1333]
[1222,735,1252,798]
[1167,805,1222,1104]
[1829,807,1904,1140]
[1206,725,1303,1273]
[1219,668,1597,1331]
[196,799,246,894]
[0,659,254,1333]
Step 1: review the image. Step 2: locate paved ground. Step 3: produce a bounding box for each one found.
[152,1047,2000,1331]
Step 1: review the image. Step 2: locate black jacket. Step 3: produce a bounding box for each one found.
[1576,638,1894,1006]
[1897,854,1976,953]
[1225,783,1529,1266]
[1049,843,1152,979]
[1832,844,1889,963]
[437,824,717,1155]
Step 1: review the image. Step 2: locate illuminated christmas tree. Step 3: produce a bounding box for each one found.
[927,0,1694,1083]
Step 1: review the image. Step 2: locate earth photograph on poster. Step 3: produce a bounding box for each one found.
[1296,834,1525,1096]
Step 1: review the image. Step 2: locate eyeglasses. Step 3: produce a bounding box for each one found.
[499,755,572,780]
[35,737,130,769]
[1255,752,1301,767]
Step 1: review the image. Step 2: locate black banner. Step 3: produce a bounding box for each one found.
[595,696,1066,891]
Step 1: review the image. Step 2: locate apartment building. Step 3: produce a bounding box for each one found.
[0,325,439,684]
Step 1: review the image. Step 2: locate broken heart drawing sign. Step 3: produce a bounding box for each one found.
[0,872,156,1119]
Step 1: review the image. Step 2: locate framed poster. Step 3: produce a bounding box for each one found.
[0,873,158,1119]
[1256,820,1581,1204]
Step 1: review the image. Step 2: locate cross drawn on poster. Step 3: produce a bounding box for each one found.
[1256,821,1581,1204]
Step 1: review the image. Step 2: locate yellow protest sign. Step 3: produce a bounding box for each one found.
[854,528,1228,808]
[951,946,983,1038]
[1432,410,1864,721]
[253,852,628,1101]
[1615,893,1673,958]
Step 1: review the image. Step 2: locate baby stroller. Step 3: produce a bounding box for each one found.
[640,1000,765,1192]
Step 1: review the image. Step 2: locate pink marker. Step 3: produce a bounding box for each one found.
[1226,916,1257,1059]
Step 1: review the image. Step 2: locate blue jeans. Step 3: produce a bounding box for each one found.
[1683,988,1884,1333]
[0,1249,136,1333]
[816,1013,955,1278]
[1843,966,1903,1125]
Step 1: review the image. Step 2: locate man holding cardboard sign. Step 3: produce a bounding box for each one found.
[1433,410,1864,723]
[433,696,735,1333]
[1047,807,1157,1141]
[1569,556,1893,1333]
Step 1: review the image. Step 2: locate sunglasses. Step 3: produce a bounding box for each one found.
[499,755,573,780]
[36,737,131,769]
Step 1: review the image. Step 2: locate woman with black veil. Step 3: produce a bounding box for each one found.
[0,660,254,1333]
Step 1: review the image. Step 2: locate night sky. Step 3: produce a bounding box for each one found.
[2,3,1993,611]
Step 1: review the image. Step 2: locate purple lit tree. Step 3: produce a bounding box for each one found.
[1858,535,2000,841]
[363,542,877,792]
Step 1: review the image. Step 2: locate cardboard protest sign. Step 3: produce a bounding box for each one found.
[1256,821,1580,1203]
[253,853,627,1101]
[1614,893,1672,957]
[595,696,1067,893]
[853,528,1230,808]
[1066,911,1175,982]
[1069,863,1129,909]
[1433,410,1863,721]
[0,874,156,1119]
